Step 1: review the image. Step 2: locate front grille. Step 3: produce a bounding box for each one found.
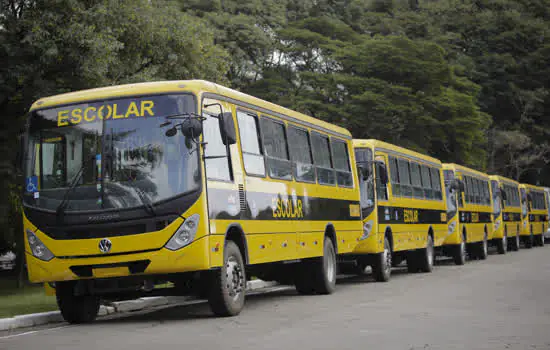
[42,215,178,240]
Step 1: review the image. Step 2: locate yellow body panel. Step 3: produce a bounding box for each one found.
[24,80,362,286]
[442,163,494,246]
[489,175,522,240]
[521,183,549,237]
[352,140,447,256]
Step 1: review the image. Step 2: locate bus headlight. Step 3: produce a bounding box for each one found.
[448,221,457,235]
[165,214,200,251]
[26,229,54,261]
[494,219,501,230]
[360,220,374,241]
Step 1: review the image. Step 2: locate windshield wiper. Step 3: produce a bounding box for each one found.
[56,160,87,221]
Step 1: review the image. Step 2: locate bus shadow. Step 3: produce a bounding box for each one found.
[92,288,310,325]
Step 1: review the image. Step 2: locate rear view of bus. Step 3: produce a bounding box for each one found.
[519,184,548,248]
[441,164,494,264]
[489,175,522,252]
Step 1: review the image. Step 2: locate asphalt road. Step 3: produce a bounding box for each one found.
[2,246,550,350]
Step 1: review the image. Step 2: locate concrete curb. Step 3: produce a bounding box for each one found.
[0,279,279,332]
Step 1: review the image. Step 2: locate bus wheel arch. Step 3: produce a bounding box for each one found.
[225,223,249,265]
[324,223,338,254]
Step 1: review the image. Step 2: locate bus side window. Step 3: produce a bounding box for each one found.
[311,133,335,185]
[430,167,442,200]
[398,158,412,197]
[374,158,388,201]
[237,111,265,177]
[288,126,315,183]
[331,140,353,188]
[420,165,432,199]
[389,156,400,197]
[203,104,233,182]
[410,162,423,199]
[261,117,292,181]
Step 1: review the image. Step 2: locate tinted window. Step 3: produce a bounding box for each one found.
[389,156,400,197]
[421,165,433,199]
[237,111,265,177]
[203,111,232,181]
[375,159,388,201]
[398,159,412,197]
[288,126,315,182]
[311,133,335,185]
[261,117,291,180]
[410,162,423,199]
[332,140,353,187]
[430,168,442,200]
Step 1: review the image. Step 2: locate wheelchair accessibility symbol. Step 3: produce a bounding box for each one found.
[26,176,38,193]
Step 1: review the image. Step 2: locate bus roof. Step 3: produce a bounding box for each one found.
[489,174,520,186]
[353,139,442,166]
[443,163,490,179]
[29,80,351,138]
[520,183,546,192]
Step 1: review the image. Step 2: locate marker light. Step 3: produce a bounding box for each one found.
[165,214,200,251]
[360,220,374,241]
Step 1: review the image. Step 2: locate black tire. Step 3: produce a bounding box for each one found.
[510,232,520,252]
[541,234,546,247]
[56,282,100,324]
[524,234,533,249]
[453,234,467,266]
[418,235,435,273]
[372,236,392,282]
[477,233,488,260]
[311,236,337,294]
[496,234,507,255]
[534,234,544,247]
[208,240,246,317]
[294,261,316,295]
[406,251,419,273]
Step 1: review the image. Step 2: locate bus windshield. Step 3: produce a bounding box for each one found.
[23,94,200,213]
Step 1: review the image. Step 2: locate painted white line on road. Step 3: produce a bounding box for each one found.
[0,325,70,340]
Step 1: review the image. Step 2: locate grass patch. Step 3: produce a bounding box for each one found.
[0,279,57,318]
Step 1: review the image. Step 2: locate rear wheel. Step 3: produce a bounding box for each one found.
[477,233,488,260]
[453,234,467,265]
[510,232,520,251]
[312,236,337,294]
[524,234,533,249]
[56,282,100,324]
[496,234,507,254]
[418,235,435,273]
[372,236,392,282]
[208,240,246,316]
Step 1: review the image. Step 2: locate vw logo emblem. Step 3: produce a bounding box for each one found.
[98,238,112,254]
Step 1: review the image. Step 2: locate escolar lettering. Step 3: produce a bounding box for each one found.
[404,209,419,223]
[272,198,304,219]
[57,101,155,127]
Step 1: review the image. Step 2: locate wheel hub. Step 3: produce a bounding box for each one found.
[225,256,244,301]
[384,245,392,274]
[325,247,336,283]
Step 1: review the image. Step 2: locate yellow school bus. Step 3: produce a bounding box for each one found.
[21,80,363,323]
[519,184,549,248]
[489,175,522,252]
[347,139,447,281]
[441,164,494,264]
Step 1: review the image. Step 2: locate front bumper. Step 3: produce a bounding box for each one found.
[26,236,212,283]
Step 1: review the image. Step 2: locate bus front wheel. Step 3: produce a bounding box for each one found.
[56,282,100,324]
[453,234,466,265]
[372,236,392,282]
[496,234,507,255]
[208,240,246,317]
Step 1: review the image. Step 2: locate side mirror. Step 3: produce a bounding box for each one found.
[376,161,388,185]
[181,118,203,139]
[219,112,236,145]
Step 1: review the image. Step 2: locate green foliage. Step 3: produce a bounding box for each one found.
[1,0,549,264]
